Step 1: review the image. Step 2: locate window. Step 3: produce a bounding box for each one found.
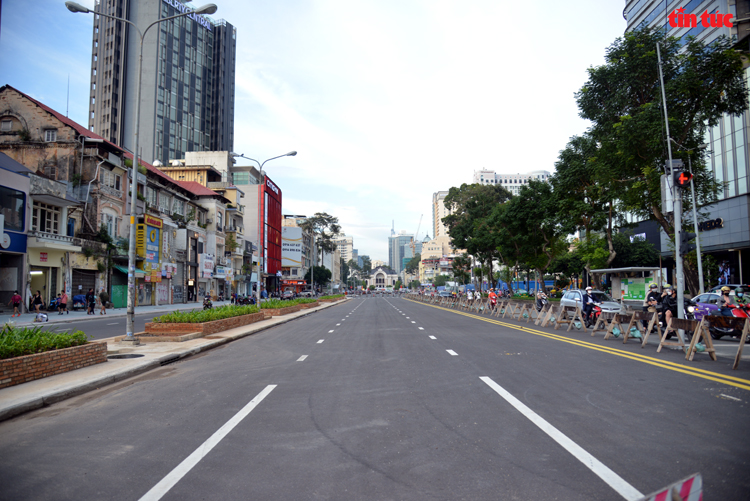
[102,213,117,239]
[159,193,171,213]
[44,165,57,179]
[44,129,57,142]
[146,187,158,206]
[100,171,122,191]
[32,202,61,234]
[0,186,26,232]
[1,120,11,131]
[172,198,183,215]
[217,210,223,230]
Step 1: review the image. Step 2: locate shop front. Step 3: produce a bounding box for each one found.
[281,279,307,294]
[27,249,67,310]
[136,215,163,305]
[198,253,214,299]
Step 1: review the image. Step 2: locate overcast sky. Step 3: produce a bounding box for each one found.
[0,0,628,262]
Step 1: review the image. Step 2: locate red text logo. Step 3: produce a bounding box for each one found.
[669,8,734,28]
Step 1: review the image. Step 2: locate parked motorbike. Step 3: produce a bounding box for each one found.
[708,303,748,339]
[584,303,602,328]
[203,297,213,310]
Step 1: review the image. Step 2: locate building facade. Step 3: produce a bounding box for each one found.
[472,169,551,196]
[432,191,453,239]
[623,0,750,284]
[88,0,236,165]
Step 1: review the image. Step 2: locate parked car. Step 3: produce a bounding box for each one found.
[560,289,624,314]
[281,290,295,300]
[709,284,750,295]
[438,290,452,297]
[690,292,722,321]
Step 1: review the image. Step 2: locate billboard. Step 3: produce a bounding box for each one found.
[282,226,303,267]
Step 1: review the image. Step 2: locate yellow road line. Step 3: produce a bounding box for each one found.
[407,299,750,392]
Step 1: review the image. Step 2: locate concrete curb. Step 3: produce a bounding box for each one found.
[0,298,349,422]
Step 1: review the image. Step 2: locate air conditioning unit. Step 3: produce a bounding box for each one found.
[206,218,213,224]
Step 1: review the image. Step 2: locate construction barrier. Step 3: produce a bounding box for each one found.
[554,305,587,334]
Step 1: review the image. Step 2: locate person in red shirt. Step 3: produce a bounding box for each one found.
[8,290,22,317]
[59,290,69,315]
[488,288,498,311]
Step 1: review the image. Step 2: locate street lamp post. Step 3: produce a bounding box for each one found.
[66,1,218,343]
[231,151,297,305]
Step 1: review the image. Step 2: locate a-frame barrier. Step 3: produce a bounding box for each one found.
[683,317,718,362]
[632,311,661,348]
[731,317,750,370]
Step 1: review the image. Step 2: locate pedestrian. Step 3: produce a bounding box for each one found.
[33,290,43,313]
[99,288,109,315]
[59,290,69,315]
[7,290,22,317]
[86,288,96,315]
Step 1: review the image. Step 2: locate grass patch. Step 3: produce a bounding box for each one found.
[152,304,260,323]
[0,324,90,360]
[319,294,344,300]
[260,298,317,309]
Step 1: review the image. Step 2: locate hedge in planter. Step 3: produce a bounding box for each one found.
[0,324,90,360]
[152,304,260,323]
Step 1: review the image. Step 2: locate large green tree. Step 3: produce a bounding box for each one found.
[451,254,472,285]
[576,27,747,294]
[405,253,421,274]
[299,212,341,270]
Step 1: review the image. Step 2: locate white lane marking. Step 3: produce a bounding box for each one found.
[297,355,308,361]
[720,394,741,401]
[446,350,458,356]
[107,322,120,325]
[418,327,424,330]
[406,317,410,319]
[317,340,324,344]
[336,323,341,326]
[411,321,416,324]
[429,336,437,340]
[139,385,276,501]
[480,377,643,501]
[328,330,334,333]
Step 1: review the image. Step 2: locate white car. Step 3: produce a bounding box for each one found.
[560,289,624,314]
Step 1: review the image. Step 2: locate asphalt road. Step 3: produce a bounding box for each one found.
[1,297,749,500]
[37,313,159,340]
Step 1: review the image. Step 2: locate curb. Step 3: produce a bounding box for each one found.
[0,298,349,422]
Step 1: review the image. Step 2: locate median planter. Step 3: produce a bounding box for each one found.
[299,301,319,310]
[0,342,107,390]
[263,304,302,318]
[145,311,266,337]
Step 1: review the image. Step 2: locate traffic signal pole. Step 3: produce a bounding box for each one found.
[657,43,686,330]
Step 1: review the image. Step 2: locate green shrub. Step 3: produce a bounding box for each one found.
[319,294,344,300]
[0,324,90,360]
[260,299,286,309]
[152,304,260,323]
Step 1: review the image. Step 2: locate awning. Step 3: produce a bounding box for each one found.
[114,265,147,276]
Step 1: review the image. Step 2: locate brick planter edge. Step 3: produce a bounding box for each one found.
[0,342,107,390]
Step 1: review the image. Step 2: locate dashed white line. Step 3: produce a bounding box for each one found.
[446,350,458,356]
[429,336,437,340]
[328,330,334,333]
[418,327,424,330]
[106,322,119,325]
[138,385,276,501]
[297,355,308,362]
[411,321,416,324]
[317,340,324,344]
[336,323,341,326]
[480,377,643,501]
[721,394,741,401]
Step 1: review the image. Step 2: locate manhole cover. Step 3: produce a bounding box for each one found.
[107,354,145,359]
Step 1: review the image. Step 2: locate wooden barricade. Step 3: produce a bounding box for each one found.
[730,317,750,370]
[515,303,533,322]
[492,300,507,317]
[683,317,719,362]
[539,305,560,328]
[528,305,545,324]
[591,311,617,337]
[502,301,518,319]
[602,313,635,342]
[656,318,711,359]
[625,311,661,347]
[554,305,586,333]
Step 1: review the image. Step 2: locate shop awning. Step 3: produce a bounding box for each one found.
[114,265,147,276]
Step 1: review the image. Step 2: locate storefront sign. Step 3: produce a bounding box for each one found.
[145,215,163,229]
[698,218,723,231]
[200,254,214,278]
[40,252,48,262]
[266,179,280,195]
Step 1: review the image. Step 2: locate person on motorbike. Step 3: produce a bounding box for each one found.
[719,286,734,316]
[735,287,748,306]
[661,286,678,327]
[535,291,548,312]
[643,283,661,329]
[488,288,498,311]
[582,286,595,324]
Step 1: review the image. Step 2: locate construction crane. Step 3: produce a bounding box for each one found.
[410,214,423,256]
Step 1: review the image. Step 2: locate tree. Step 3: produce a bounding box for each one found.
[361,256,372,275]
[341,257,350,283]
[433,275,449,287]
[304,266,331,287]
[299,212,341,267]
[442,183,512,281]
[451,255,471,284]
[394,280,403,290]
[409,280,420,289]
[347,259,361,273]
[576,27,748,294]
[405,253,421,274]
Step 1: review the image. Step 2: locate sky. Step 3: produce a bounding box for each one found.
[0,0,629,262]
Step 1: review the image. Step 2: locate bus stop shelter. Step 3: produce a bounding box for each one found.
[590,267,663,308]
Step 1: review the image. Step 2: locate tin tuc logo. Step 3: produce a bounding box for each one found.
[669,8,734,28]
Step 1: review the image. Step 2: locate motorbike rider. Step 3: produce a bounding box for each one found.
[581,286,595,324]
[661,285,678,327]
[535,290,548,312]
[719,286,734,315]
[488,288,498,310]
[643,283,661,328]
[735,287,748,306]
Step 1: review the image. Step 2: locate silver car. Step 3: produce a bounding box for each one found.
[560,289,624,314]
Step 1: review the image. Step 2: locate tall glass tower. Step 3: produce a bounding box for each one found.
[88,0,236,164]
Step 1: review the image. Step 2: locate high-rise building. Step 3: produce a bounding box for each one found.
[388,230,413,274]
[472,169,551,196]
[432,191,454,239]
[88,0,236,165]
[623,0,749,284]
[333,234,354,263]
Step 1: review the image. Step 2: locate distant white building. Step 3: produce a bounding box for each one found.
[472,169,552,196]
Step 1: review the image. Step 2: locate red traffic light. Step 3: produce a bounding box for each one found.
[674,170,693,188]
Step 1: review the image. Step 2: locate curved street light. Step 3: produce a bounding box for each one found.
[66,1,219,343]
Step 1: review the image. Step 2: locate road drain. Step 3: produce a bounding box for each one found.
[108,354,145,359]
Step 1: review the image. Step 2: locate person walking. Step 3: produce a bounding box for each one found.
[8,290,22,317]
[59,290,69,315]
[32,290,43,313]
[86,288,96,315]
[98,288,109,315]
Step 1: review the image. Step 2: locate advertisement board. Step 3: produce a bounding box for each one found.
[282,227,303,267]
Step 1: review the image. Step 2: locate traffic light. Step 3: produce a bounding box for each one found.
[680,231,697,256]
[674,170,693,188]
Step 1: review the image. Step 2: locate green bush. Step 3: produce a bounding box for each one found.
[319,294,344,300]
[152,304,260,323]
[260,298,317,309]
[0,324,90,360]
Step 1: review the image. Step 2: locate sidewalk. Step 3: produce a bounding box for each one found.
[0,299,349,422]
[2,300,233,328]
